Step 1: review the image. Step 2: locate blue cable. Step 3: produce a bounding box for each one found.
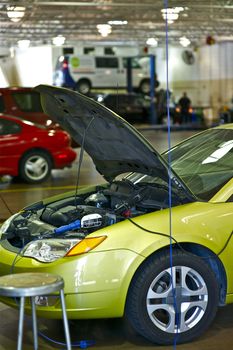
[38,330,95,349]
[163,0,180,348]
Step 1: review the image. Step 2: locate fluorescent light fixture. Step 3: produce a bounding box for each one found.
[174,7,184,12]
[162,11,179,21]
[161,7,184,22]
[17,39,30,49]
[52,35,66,46]
[108,20,128,25]
[179,36,191,47]
[7,6,25,22]
[146,38,158,47]
[97,24,112,37]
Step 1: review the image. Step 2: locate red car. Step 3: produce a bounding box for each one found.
[0,87,58,128]
[0,114,77,183]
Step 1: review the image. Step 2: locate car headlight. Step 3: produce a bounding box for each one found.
[23,236,107,262]
[0,213,19,237]
[23,239,80,263]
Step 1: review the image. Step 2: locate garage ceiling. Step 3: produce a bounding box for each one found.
[0,0,233,48]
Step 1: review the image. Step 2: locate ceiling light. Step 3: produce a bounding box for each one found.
[146,38,158,47]
[17,40,30,49]
[108,20,127,25]
[52,35,66,46]
[162,11,179,21]
[161,7,184,22]
[7,6,25,21]
[179,36,191,47]
[174,7,184,12]
[97,24,112,37]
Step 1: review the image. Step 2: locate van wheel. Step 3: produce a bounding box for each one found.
[75,79,91,95]
[139,79,150,94]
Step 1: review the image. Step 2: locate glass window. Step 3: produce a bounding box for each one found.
[122,57,142,69]
[104,47,115,55]
[84,47,95,55]
[163,129,233,200]
[63,47,74,54]
[0,95,5,112]
[0,119,21,135]
[95,57,119,68]
[12,92,43,112]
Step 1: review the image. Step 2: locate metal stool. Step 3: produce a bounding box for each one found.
[0,272,71,350]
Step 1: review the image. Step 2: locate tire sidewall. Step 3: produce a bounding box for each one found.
[19,151,52,183]
[126,251,219,345]
[76,80,91,94]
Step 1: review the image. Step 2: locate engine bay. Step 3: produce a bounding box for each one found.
[3,178,187,249]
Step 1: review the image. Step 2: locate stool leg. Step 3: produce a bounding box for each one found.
[17,297,25,350]
[31,297,38,350]
[60,289,71,350]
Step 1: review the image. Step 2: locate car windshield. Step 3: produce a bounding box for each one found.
[163,128,233,200]
[119,170,193,206]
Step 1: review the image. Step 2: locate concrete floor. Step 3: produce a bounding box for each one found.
[1,128,232,349]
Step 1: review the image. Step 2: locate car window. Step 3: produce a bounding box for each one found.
[0,119,21,135]
[95,57,119,68]
[0,95,5,112]
[164,129,233,200]
[12,92,43,112]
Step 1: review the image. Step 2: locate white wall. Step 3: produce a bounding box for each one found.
[2,42,233,109]
[15,46,53,86]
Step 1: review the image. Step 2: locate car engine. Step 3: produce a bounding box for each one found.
[3,179,185,248]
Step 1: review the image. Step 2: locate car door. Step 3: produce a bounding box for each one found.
[0,118,22,175]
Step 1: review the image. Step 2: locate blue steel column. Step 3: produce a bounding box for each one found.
[126,57,133,93]
[149,54,157,124]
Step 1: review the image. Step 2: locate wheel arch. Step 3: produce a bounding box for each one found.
[75,78,92,92]
[19,147,54,170]
[126,242,227,310]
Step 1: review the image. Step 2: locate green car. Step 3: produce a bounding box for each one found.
[0,85,233,345]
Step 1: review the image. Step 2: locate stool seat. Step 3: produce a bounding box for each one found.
[0,272,64,297]
[0,272,71,350]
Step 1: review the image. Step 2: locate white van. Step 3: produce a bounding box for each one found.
[53,55,152,94]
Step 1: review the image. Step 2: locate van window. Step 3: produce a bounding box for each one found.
[95,57,119,68]
[84,47,95,55]
[12,92,43,113]
[122,57,142,69]
[104,47,115,55]
[63,47,74,54]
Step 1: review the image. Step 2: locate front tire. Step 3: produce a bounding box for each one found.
[75,79,91,95]
[126,250,219,345]
[19,150,52,183]
[139,79,150,94]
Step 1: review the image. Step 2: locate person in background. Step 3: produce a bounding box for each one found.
[178,92,192,123]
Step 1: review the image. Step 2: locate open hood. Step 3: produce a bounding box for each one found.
[35,85,170,182]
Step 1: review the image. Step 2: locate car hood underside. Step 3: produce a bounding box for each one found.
[35,85,169,182]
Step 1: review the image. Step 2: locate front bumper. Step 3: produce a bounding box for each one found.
[53,147,76,169]
[0,243,144,319]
